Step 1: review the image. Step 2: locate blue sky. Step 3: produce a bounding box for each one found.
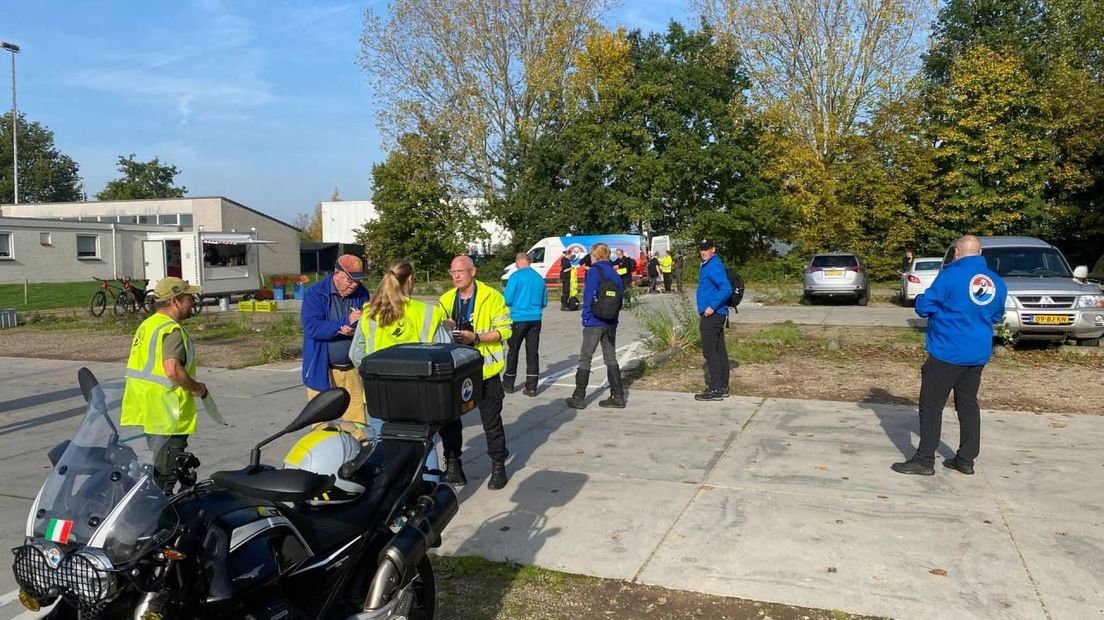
[4,1,691,224]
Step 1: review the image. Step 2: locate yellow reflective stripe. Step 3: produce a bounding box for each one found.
[419,304,434,342]
[367,319,377,353]
[483,351,502,367]
[141,322,174,375]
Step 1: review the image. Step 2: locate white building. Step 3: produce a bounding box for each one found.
[321,199,511,254]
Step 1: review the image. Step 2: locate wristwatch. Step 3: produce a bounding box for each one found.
[472,331,481,345]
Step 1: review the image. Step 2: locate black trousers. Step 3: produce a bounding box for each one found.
[503,320,541,391]
[442,375,508,463]
[560,279,571,309]
[621,277,633,307]
[150,434,189,492]
[700,313,729,392]
[915,356,983,466]
[662,272,672,293]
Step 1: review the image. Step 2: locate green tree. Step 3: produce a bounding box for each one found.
[355,132,481,272]
[96,154,187,200]
[0,113,83,203]
[496,24,782,262]
[293,204,323,242]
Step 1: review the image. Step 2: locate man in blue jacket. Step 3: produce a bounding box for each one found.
[566,242,626,409]
[892,235,1007,476]
[301,255,370,423]
[503,252,548,396]
[696,239,734,401]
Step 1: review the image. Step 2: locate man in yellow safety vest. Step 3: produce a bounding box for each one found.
[438,255,513,490]
[122,277,206,491]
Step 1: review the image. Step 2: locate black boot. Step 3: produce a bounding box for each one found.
[487,460,509,490]
[566,370,589,409]
[443,457,467,485]
[599,368,626,408]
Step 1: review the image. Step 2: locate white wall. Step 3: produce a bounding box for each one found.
[321,201,376,244]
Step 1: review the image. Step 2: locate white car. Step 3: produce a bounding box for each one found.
[899,257,943,305]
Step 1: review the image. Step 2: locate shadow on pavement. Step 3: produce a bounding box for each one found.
[859,387,953,461]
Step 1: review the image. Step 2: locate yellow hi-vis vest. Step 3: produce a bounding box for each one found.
[439,283,512,380]
[122,313,197,435]
[659,255,674,273]
[569,267,579,299]
[360,298,446,354]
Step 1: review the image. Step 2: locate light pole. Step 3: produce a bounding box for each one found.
[1,40,19,205]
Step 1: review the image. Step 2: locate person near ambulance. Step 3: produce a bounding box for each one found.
[122,277,207,491]
[349,260,451,480]
[502,252,547,396]
[566,242,627,410]
[696,239,733,402]
[301,255,370,424]
[438,255,512,490]
[660,251,674,293]
[559,250,573,311]
[613,248,636,308]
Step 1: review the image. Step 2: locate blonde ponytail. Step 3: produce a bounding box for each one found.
[368,261,415,326]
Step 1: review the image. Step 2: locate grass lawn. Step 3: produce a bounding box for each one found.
[0,280,107,312]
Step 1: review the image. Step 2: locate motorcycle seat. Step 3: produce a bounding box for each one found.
[211,466,335,502]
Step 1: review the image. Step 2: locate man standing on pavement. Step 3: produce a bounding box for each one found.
[892,235,1006,476]
[122,277,207,491]
[660,251,674,293]
[439,255,513,490]
[695,239,733,401]
[301,254,370,424]
[559,250,573,310]
[566,242,627,410]
[503,252,547,396]
[613,248,636,308]
[646,252,660,294]
[674,252,685,294]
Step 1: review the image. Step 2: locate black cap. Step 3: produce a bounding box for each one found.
[697,238,716,251]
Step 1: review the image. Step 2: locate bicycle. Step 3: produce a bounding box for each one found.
[90,277,150,317]
[113,276,151,316]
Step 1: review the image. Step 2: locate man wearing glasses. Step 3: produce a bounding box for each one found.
[301,254,370,423]
[438,255,513,490]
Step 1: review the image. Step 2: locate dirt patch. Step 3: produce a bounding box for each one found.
[0,311,302,369]
[434,555,881,620]
[631,324,1104,414]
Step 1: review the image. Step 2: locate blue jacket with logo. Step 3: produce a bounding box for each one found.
[582,260,624,327]
[503,266,548,322]
[697,255,733,316]
[915,254,1007,366]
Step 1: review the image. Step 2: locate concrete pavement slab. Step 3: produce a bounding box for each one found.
[1003,514,1104,619]
[437,467,700,581]
[635,487,1047,620]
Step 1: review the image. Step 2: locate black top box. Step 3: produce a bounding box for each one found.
[358,343,483,424]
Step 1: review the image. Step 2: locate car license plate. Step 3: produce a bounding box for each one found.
[825,269,844,277]
[1026,314,1072,325]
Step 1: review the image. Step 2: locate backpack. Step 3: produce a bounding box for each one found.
[726,268,745,309]
[590,265,623,320]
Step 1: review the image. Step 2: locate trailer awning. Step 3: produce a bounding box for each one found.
[201,236,277,245]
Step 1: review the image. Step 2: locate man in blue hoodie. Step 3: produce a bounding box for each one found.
[696,238,734,401]
[301,255,370,423]
[566,242,626,409]
[892,235,1007,476]
[503,252,548,396]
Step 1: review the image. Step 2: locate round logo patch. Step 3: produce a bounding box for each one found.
[969,274,996,306]
[461,378,474,402]
[46,547,62,569]
[564,243,587,263]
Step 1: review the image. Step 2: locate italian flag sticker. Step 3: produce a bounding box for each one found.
[45,518,74,544]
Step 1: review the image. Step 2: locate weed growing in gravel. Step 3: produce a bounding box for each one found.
[752,320,801,345]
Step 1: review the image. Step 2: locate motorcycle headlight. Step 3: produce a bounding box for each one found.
[1078,295,1104,308]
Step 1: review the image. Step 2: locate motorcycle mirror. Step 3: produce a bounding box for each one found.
[77,367,100,403]
[286,388,349,434]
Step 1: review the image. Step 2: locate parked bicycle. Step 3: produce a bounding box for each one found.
[89,277,151,317]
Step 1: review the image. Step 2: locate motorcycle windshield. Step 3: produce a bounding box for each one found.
[30,379,178,565]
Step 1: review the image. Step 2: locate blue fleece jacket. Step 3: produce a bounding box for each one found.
[582,260,624,327]
[301,274,370,391]
[503,266,548,322]
[915,254,1007,366]
[697,254,733,316]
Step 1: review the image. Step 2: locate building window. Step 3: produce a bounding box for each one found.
[117,215,137,224]
[76,234,100,259]
[138,215,156,224]
[157,214,179,225]
[40,232,52,246]
[0,232,12,259]
[179,214,193,227]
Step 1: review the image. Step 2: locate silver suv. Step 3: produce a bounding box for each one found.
[802,252,870,305]
[943,237,1104,346]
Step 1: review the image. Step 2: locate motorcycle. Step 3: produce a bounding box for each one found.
[12,342,482,619]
